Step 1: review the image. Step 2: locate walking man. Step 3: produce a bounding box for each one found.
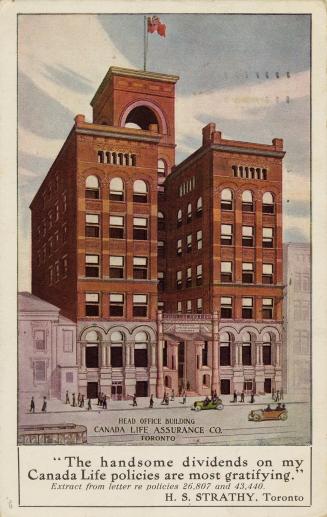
[182,390,187,405]
[103,395,107,409]
[65,390,70,404]
[250,391,255,404]
[240,391,245,403]
[233,390,238,403]
[149,394,154,408]
[170,389,175,401]
[87,398,92,410]
[41,396,47,412]
[29,397,35,413]
[80,394,85,408]
[132,393,137,407]
[72,393,76,407]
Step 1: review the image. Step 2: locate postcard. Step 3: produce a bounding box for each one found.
[0,0,326,515]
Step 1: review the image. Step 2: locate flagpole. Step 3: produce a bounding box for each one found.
[143,16,148,71]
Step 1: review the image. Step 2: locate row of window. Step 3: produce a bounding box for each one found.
[37,230,68,262]
[97,151,137,166]
[232,165,268,180]
[86,176,151,202]
[32,329,73,352]
[37,193,67,239]
[178,176,196,197]
[85,255,150,279]
[220,261,274,284]
[173,297,275,318]
[220,189,275,212]
[41,175,61,208]
[220,224,274,247]
[48,257,68,284]
[85,293,149,318]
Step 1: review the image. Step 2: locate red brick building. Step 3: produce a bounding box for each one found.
[30,66,285,400]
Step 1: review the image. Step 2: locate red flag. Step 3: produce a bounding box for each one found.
[147,16,166,37]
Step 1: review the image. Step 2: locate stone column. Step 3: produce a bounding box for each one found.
[106,344,111,367]
[125,344,130,366]
[81,343,86,368]
[259,345,263,365]
[129,344,134,366]
[151,343,156,367]
[211,311,219,393]
[156,311,164,398]
[276,342,281,367]
[101,344,106,367]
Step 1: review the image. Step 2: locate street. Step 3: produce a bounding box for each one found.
[19,394,310,446]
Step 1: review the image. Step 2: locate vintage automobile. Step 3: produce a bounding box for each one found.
[248,406,288,422]
[193,398,224,411]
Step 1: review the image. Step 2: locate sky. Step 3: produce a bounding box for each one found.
[18,14,311,291]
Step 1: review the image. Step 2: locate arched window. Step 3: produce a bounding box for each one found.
[177,209,182,226]
[262,332,272,365]
[85,175,100,199]
[85,330,100,368]
[110,331,124,367]
[196,196,203,215]
[202,374,210,387]
[164,375,172,388]
[242,190,254,212]
[133,180,148,203]
[221,188,233,210]
[158,211,165,231]
[187,203,192,221]
[109,177,124,201]
[242,332,252,365]
[220,332,231,366]
[134,331,149,367]
[262,192,274,213]
[158,159,166,177]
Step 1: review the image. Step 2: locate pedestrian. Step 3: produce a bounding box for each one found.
[170,389,175,401]
[103,395,107,409]
[276,390,280,402]
[165,393,169,405]
[29,396,35,413]
[41,396,47,412]
[65,390,70,404]
[97,391,101,406]
[182,390,187,405]
[87,398,92,410]
[233,390,237,403]
[272,388,275,401]
[77,393,81,406]
[80,394,85,408]
[240,391,245,403]
[280,388,284,401]
[250,391,255,404]
[132,393,137,407]
[149,394,154,408]
[72,393,76,407]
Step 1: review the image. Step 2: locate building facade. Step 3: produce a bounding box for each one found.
[283,243,310,397]
[30,66,285,399]
[18,292,78,401]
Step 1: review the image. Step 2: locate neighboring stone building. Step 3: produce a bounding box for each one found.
[18,292,78,401]
[283,243,311,397]
[29,65,285,399]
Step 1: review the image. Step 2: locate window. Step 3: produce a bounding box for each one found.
[63,330,73,352]
[242,262,254,283]
[34,360,46,382]
[177,301,182,313]
[133,180,148,203]
[177,239,182,255]
[176,270,182,289]
[262,298,273,319]
[109,177,124,201]
[85,293,99,316]
[85,175,100,199]
[158,271,164,290]
[242,332,252,365]
[158,240,165,257]
[262,192,274,214]
[134,331,148,367]
[263,227,274,248]
[221,261,232,282]
[186,267,192,287]
[242,226,254,247]
[110,215,124,239]
[196,264,203,285]
[262,333,272,365]
[187,234,192,252]
[111,331,124,367]
[133,295,148,317]
[158,211,165,230]
[221,188,233,210]
[133,217,148,240]
[158,159,166,176]
[55,202,59,221]
[262,263,273,284]
[55,261,60,282]
[85,254,100,278]
[187,203,192,222]
[221,224,233,245]
[197,230,203,249]
[133,257,148,279]
[86,214,100,237]
[62,256,68,278]
[158,301,165,312]
[34,330,45,350]
[221,297,232,318]
[177,209,182,226]
[242,297,253,319]
[220,332,231,366]
[242,190,254,212]
[49,267,53,285]
[62,224,67,242]
[186,300,192,313]
[196,197,203,215]
[197,298,203,314]
[163,341,168,366]
[109,294,124,316]
[202,342,208,365]
[62,192,67,212]
[110,256,124,278]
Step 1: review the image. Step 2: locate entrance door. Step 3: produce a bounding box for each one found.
[220,379,230,395]
[264,378,272,393]
[243,381,253,394]
[87,382,98,398]
[111,384,123,400]
[135,381,148,397]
